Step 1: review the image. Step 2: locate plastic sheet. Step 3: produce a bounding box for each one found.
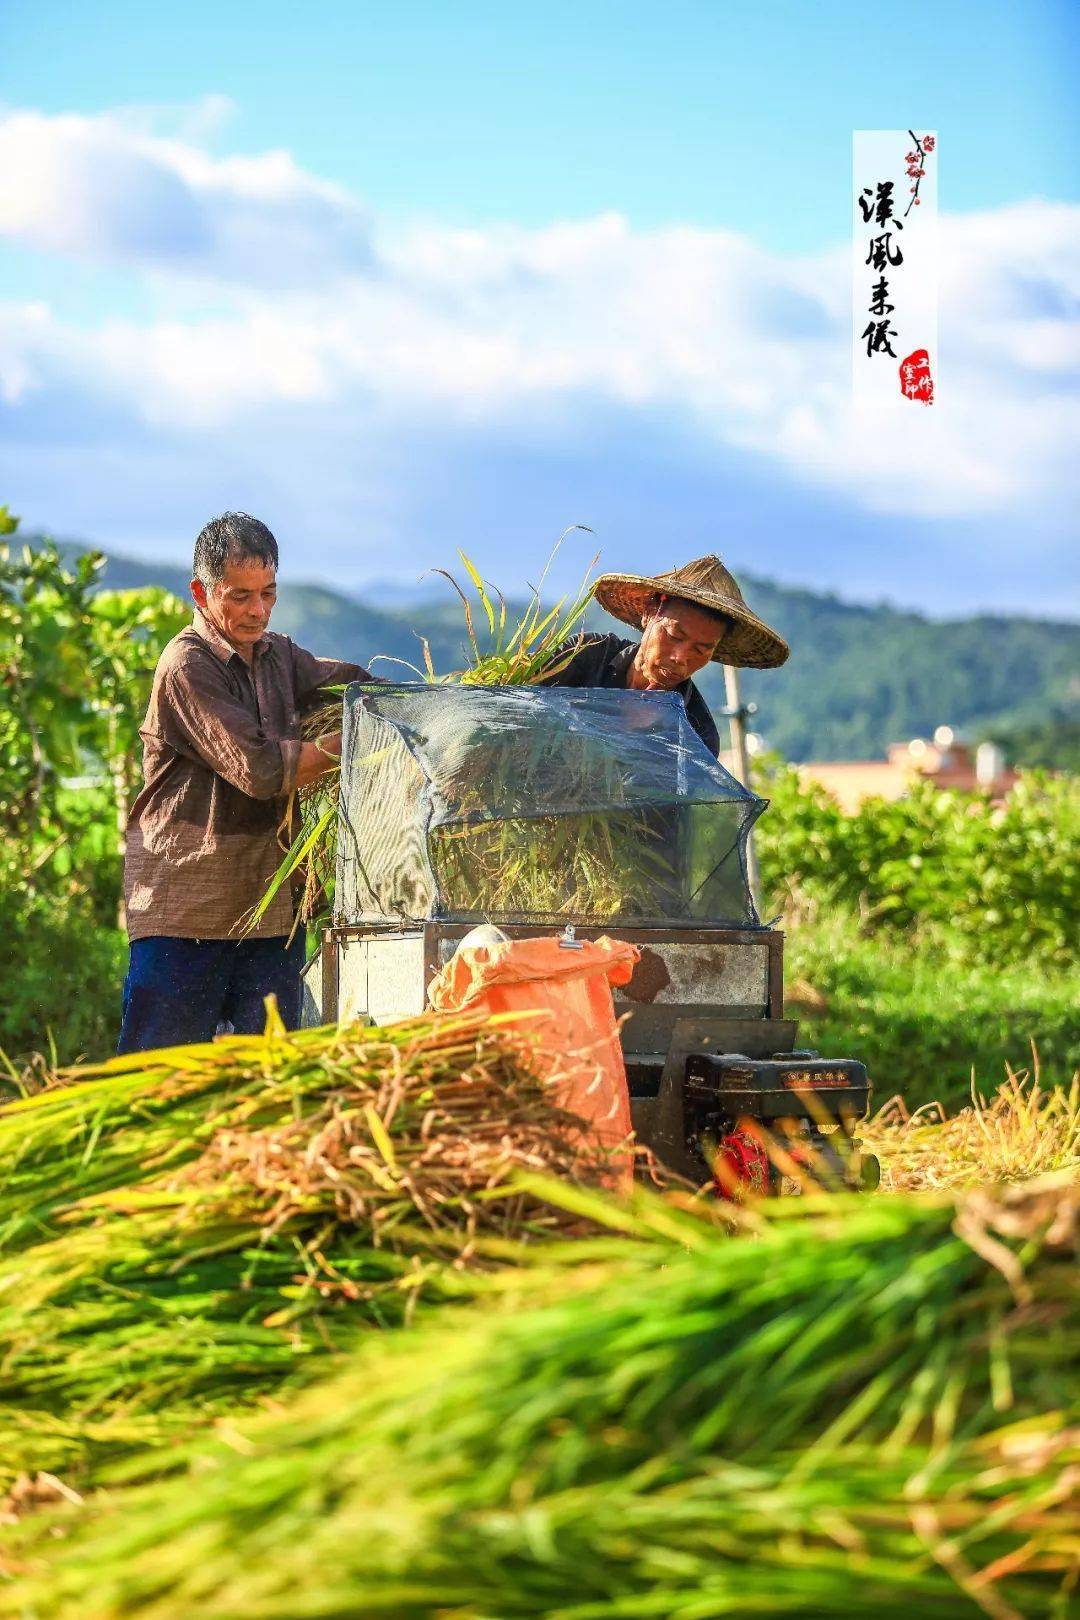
[336,682,765,928]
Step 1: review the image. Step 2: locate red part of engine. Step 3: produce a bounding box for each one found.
[712,1128,771,1199]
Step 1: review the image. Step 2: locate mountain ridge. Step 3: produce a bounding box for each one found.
[24,533,1080,766]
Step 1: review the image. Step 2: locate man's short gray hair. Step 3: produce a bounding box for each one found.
[193,512,279,589]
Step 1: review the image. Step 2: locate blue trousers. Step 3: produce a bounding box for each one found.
[117,934,307,1055]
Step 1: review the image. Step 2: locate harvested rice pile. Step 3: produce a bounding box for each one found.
[868,1066,1080,1192]
[2,1178,1076,1619]
[0,1012,617,1495]
[3,1016,1077,1618]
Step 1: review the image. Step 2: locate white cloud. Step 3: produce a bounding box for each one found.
[0,107,371,284]
[107,93,239,145]
[0,105,1077,579]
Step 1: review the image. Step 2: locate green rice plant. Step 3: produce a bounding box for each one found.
[242,709,343,938]
[0,1012,618,1493]
[3,1179,1075,1617]
[386,528,598,688]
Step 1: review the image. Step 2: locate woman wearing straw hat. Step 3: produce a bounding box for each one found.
[541,554,789,756]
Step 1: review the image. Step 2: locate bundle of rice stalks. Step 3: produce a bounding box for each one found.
[0,1012,618,1494]
[3,1179,1076,1618]
[869,1063,1080,1192]
[253,537,597,932]
[430,801,680,922]
[415,534,597,687]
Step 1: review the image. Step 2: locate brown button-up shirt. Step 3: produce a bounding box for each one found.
[124,610,368,941]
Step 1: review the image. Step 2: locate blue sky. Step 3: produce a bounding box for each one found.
[0,0,1077,614]
[4,1,1075,245]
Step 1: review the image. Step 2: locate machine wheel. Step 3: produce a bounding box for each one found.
[851,1147,881,1191]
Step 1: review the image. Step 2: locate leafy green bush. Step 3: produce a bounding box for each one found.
[1,784,127,1073]
[756,763,1079,969]
[784,909,1079,1110]
[0,514,184,1074]
[1,888,126,1074]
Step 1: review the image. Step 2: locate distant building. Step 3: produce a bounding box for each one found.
[797,727,1018,813]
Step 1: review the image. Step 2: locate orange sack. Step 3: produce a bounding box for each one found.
[428,935,640,1183]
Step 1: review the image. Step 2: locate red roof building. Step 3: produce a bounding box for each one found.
[797,728,1017,814]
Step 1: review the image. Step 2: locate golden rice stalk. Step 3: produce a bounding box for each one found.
[867,1058,1080,1193]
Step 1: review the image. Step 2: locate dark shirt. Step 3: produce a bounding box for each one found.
[540,633,721,757]
[124,610,368,941]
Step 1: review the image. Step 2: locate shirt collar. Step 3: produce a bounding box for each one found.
[608,640,637,680]
[192,608,271,665]
[609,638,692,696]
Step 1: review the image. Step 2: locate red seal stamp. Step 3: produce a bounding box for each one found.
[899,347,934,404]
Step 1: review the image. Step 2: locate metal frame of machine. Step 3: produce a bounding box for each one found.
[302,917,878,1192]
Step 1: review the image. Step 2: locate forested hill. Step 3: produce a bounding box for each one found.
[31,536,1080,765]
[728,576,1079,766]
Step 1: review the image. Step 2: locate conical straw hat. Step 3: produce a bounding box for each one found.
[595,554,789,669]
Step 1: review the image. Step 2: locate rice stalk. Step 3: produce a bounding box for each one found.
[245,704,344,936]
[868,1060,1080,1193]
[0,1013,621,1493]
[256,534,599,931]
[3,1178,1075,1617]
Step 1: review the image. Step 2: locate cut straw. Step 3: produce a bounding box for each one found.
[0,1013,620,1495]
[2,1179,1075,1618]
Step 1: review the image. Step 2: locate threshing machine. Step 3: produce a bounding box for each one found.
[302,682,879,1193]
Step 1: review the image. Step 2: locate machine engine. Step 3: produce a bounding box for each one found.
[682,1051,881,1196]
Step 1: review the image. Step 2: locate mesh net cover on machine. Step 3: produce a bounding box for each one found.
[336,682,766,929]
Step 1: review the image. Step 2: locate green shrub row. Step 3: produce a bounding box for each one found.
[1,896,125,1075]
[782,910,1079,1110]
[0,788,125,1074]
[755,764,1078,969]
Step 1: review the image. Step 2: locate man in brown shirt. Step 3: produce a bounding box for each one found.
[118,512,370,1054]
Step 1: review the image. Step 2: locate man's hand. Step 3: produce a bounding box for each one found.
[295,731,342,789]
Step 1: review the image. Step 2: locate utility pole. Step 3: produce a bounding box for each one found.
[721,663,762,917]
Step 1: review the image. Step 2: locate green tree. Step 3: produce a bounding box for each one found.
[87,585,191,871]
[1,514,188,1066]
[0,528,186,864]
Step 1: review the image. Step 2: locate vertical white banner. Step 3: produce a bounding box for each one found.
[853,130,938,406]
